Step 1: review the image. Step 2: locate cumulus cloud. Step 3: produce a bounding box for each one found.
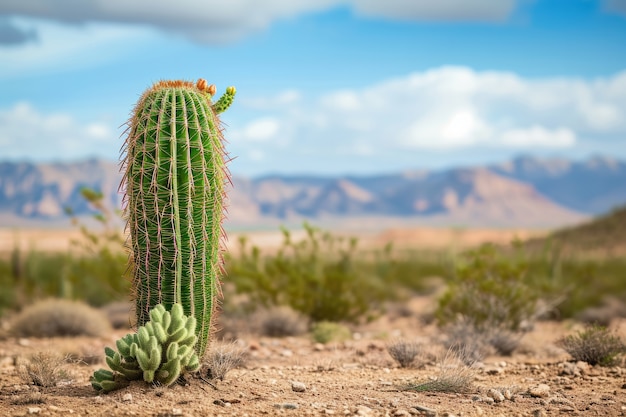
[0,0,522,44]
[351,0,517,22]
[604,0,626,16]
[0,17,37,45]
[0,102,116,160]
[231,67,626,159]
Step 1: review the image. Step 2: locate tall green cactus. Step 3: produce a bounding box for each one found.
[122,79,235,358]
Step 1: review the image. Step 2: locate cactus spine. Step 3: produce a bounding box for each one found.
[122,79,235,358]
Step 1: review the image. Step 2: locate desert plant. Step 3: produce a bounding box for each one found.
[401,349,475,393]
[17,352,70,388]
[258,306,308,337]
[556,325,626,366]
[311,321,352,344]
[9,299,111,338]
[437,244,539,332]
[203,342,248,381]
[386,339,422,368]
[91,303,200,392]
[228,224,390,323]
[121,79,235,359]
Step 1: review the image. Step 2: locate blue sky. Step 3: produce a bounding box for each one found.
[1,0,625,176]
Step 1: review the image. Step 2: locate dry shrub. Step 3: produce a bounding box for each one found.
[17,352,70,388]
[557,325,626,366]
[402,349,476,393]
[101,301,135,329]
[443,321,493,365]
[258,306,308,337]
[386,339,423,368]
[203,342,248,381]
[10,299,111,338]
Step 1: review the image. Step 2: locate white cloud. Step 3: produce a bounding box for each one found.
[0,0,523,44]
[233,67,626,156]
[351,0,517,22]
[0,18,152,77]
[232,117,281,142]
[0,102,116,159]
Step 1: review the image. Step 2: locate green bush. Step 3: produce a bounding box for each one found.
[311,321,352,344]
[436,243,539,332]
[227,223,391,323]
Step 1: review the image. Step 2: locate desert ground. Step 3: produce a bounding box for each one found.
[0,227,624,417]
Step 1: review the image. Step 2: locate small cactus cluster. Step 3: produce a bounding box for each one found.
[91,304,200,392]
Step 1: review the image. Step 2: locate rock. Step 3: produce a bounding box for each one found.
[291,381,306,392]
[27,408,41,415]
[412,404,437,416]
[485,366,504,375]
[532,409,547,417]
[324,409,336,415]
[275,403,299,410]
[487,389,505,403]
[122,393,133,402]
[393,409,411,417]
[171,409,183,416]
[528,384,550,398]
[503,389,513,400]
[356,405,373,416]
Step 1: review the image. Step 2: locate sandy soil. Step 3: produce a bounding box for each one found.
[1,302,625,417]
[0,227,546,256]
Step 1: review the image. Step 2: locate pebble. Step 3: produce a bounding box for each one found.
[356,405,373,416]
[528,384,550,398]
[485,366,504,375]
[291,381,307,392]
[122,393,133,402]
[275,403,299,410]
[393,409,411,417]
[27,408,41,415]
[487,389,505,403]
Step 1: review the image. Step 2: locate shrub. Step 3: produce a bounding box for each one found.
[556,325,626,366]
[227,224,390,323]
[203,342,248,381]
[436,244,539,332]
[17,352,70,388]
[9,299,111,338]
[311,321,352,344]
[401,350,475,393]
[386,339,422,368]
[442,321,494,365]
[258,306,308,337]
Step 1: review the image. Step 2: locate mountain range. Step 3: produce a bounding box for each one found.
[1,155,625,229]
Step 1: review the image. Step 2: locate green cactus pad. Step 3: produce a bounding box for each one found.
[91,303,202,392]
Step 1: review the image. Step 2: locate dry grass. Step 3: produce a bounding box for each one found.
[557,325,626,366]
[386,339,423,368]
[17,352,71,388]
[10,299,111,338]
[401,350,476,394]
[203,342,248,381]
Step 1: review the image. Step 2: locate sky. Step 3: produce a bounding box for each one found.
[0,0,625,177]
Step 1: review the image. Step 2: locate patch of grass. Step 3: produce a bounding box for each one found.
[10,392,45,405]
[401,350,475,393]
[386,339,423,368]
[17,352,71,388]
[9,298,111,338]
[557,325,626,366]
[311,321,352,344]
[203,342,248,381]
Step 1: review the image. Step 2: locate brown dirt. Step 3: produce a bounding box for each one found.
[1,305,625,417]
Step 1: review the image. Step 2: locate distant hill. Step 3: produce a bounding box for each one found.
[525,205,626,255]
[2,155,625,229]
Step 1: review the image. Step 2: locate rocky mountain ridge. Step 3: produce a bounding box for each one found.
[1,156,624,228]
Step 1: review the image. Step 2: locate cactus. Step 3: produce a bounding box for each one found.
[121,79,235,358]
[92,304,201,392]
